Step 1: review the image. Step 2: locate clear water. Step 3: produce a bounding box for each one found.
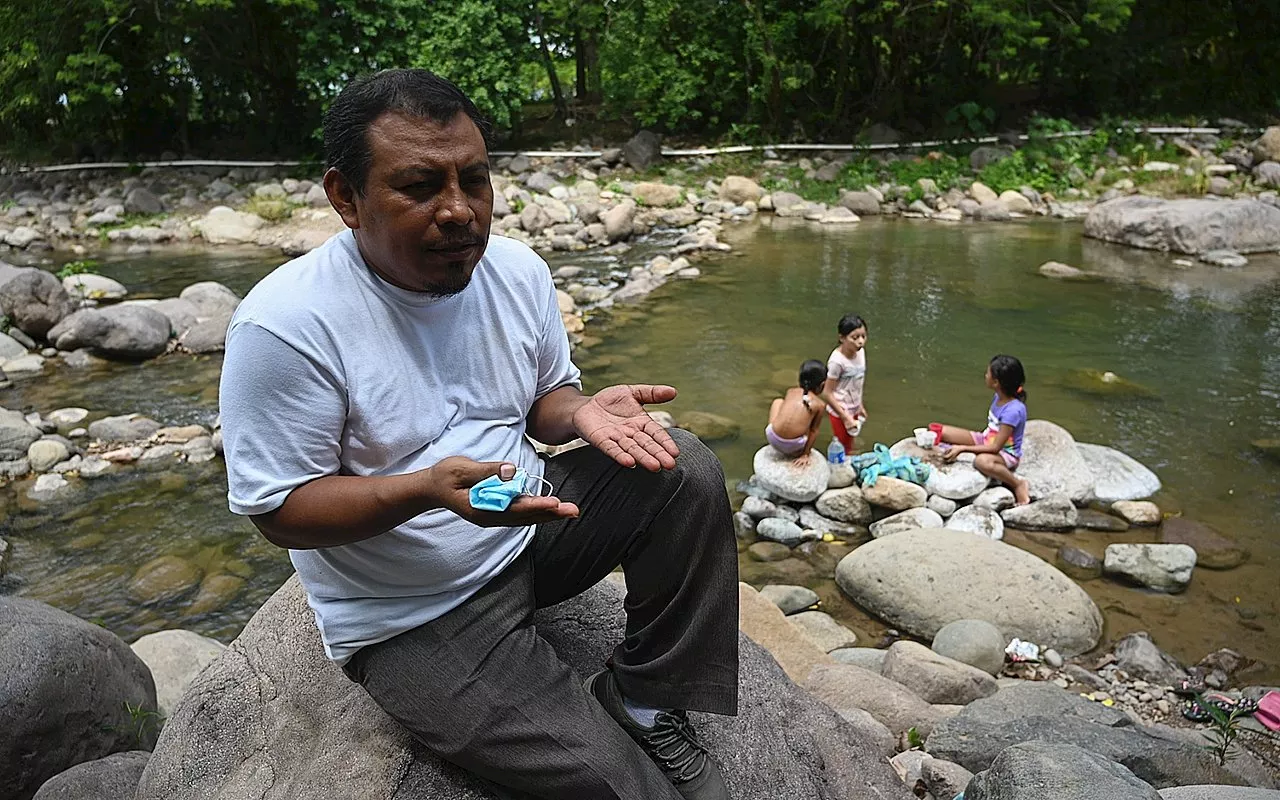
[2,219,1278,678]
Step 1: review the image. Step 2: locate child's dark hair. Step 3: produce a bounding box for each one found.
[799,360,827,393]
[838,314,867,336]
[990,354,1027,401]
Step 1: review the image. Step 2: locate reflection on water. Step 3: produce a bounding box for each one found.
[2,220,1279,679]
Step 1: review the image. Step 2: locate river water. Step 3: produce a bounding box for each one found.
[2,218,1278,678]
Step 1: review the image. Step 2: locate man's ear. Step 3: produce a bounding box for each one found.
[323,167,361,230]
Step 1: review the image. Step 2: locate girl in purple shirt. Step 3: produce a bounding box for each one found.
[934,355,1031,505]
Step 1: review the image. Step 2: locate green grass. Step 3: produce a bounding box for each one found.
[240,196,300,222]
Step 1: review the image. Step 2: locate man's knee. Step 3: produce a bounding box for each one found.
[668,428,727,495]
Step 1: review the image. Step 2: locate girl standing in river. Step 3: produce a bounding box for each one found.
[824,314,868,456]
[934,354,1031,505]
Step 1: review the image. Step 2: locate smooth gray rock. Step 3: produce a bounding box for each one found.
[147,298,200,337]
[836,530,1102,656]
[881,641,999,705]
[829,648,887,673]
[797,507,866,539]
[965,742,1161,800]
[803,662,942,738]
[1,406,43,460]
[1104,544,1197,593]
[838,191,881,216]
[925,461,990,501]
[756,517,814,547]
[87,414,161,442]
[860,476,927,511]
[815,487,872,525]
[741,495,779,520]
[921,757,974,799]
[136,576,913,800]
[1113,632,1188,686]
[733,511,757,540]
[972,487,1015,512]
[0,269,76,337]
[1001,493,1078,531]
[945,505,1004,540]
[1,598,158,800]
[931,619,1006,676]
[47,305,171,359]
[177,312,232,353]
[926,683,1245,789]
[927,495,957,518]
[753,445,830,503]
[124,187,162,215]
[32,751,151,800]
[759,585,818,615]
[130,630,227,720]
[178,281,241,318]
[788,611,858,652]
[1077,443,1161,503]
[1017,420,1095,503]
[870,507,943,538]
[1084,196,1280,254]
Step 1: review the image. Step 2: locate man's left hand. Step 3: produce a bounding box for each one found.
[573,384,680,471]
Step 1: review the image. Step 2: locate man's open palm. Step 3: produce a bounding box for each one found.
[573,384,681,471]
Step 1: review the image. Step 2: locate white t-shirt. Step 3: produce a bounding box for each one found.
[826,347,866,416]
[219,230,580,663]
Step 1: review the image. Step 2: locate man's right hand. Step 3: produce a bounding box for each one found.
[424,456,579,527]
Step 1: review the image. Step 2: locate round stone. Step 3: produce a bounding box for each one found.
[931,619,1007,675]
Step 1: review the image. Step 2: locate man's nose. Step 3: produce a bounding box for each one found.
[435,181,473,225]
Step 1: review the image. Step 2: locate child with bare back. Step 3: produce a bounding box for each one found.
[766,360,829,466]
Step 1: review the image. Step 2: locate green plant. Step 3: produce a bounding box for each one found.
[944,101,996,138]
[1198,695,1247,766]
[123,700,162,748]
[55,259,99,280]
[241,196,298,223]
[906,726,924,750]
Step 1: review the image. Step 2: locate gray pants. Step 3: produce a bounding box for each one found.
[343,429,739,799]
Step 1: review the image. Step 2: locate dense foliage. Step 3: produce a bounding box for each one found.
[0,0,1276,159]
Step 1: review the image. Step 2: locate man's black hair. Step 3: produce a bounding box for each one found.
[322,68,494,196]
[837,314,867,336]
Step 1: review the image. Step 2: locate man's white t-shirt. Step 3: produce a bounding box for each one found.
[219,230,580,663]
[826,347,866,417]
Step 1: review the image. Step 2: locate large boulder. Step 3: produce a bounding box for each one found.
[1017,420,1095,503]
[1,406,43,460]
[136,576,913,800]
[965,742,1162,800]
[1161,788,1280,800]
[837,191,881,216]
[880,641,999,705]
[1083,196,1280,254]
[836,530,1102,655]
[737,584,831,682]
[1077,443,1161,503]
[752,445,830,503]
[130,630,227,720]
[147,298,200,337]
[926,683,1248,789]
[631,182,683,208]
[600,201,636,242]
[1252,126,1280,162]
[0,269,76,338]
[0,598,158,800]
[31,751,151,800]
[46,305,171,359]
[1103,543,1196,593]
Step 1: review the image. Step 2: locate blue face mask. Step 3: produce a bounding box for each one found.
[468,468,555,512]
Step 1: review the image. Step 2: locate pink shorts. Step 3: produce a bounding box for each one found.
[972,432,1020,469]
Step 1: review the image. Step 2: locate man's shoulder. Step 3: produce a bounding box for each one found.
[232,232,356,336]
[481,234,550,281]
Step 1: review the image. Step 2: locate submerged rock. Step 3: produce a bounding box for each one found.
[676,410,740,442]
[1159,517,1248,570]
[1061,369,1158,399]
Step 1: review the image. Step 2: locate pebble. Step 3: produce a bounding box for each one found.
[1043,648,1063,668]
[1156,699,1171,714]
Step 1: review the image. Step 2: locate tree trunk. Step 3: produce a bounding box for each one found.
[533,3,569,119]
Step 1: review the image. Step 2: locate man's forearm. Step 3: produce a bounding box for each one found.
[251,471,437,550]
[527,385,591,444]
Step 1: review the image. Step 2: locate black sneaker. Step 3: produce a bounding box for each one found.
[584,669,729,800]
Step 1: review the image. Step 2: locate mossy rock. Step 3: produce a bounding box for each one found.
[128,555,203,605]
[1060,369,1158,399]
[1252,438,1280,462]
[677,410,742,442]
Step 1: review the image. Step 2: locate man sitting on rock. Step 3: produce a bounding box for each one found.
[218,68,737,800]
